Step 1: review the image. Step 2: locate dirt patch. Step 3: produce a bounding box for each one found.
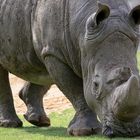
[9,74,72,114]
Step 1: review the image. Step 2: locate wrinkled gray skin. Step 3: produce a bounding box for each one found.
[0,0,140,137]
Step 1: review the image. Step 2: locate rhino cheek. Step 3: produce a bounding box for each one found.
[84,84,103,120]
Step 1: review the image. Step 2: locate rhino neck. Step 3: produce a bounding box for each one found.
[62,0,98,77]
[68,0,97,40]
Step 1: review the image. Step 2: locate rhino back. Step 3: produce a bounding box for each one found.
[0,0,48,82]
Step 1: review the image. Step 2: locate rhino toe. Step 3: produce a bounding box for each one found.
[24,113,50,127]
[67,111,101,136]
[0,119,23,128]
[68,127,101,136]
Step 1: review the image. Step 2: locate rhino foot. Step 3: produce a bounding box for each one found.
[24,112,50,127]
[0,118,22,127]
[19,86,50,127]
[67,111,101,136]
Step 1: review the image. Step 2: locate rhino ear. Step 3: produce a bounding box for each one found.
[86,2,110,31]
[129,5,140,25]
[95,2,110,25]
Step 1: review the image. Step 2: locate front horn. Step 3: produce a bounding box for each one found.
[112,75,140,122]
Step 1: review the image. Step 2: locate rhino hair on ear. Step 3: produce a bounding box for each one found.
[129,5,140,25]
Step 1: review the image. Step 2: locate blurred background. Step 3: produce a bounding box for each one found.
[9,74,72,115]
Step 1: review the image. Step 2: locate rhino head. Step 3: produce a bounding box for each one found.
[81,1,140,137]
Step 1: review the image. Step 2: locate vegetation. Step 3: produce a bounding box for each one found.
[0,109,139,140]
[137,51,140,70]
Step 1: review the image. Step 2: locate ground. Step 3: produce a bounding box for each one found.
[9,74,72,114]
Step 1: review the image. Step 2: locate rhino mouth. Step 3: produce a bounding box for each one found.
[102,114,140,137]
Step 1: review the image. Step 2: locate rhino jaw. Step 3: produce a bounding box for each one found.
[112,75,140,122]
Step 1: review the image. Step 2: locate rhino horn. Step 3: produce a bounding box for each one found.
[112,75,140,121]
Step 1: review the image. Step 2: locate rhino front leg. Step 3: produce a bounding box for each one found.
[0,65,22,127]
[44,56,101,136]
[19,82,51,127]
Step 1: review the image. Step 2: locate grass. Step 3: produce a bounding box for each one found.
[0,52,140,140]
[0,109,139,140]
[137,51,140,70]
[0,109,96,140]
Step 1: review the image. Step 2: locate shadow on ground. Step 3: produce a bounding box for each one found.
[20,126,70,137]
[18,126,140,140]
[20,126,104,139]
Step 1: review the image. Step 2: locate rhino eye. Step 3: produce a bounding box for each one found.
[92,81,99,99]
[93,74,99,88]
[93,81,99,90]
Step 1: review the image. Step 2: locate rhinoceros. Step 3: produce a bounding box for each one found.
[0,0,140,137]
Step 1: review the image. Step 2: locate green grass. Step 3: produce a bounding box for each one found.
[0,52,140,140]
[0,109,99,140]
[0,109,139,140]
[137,51,140,70]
